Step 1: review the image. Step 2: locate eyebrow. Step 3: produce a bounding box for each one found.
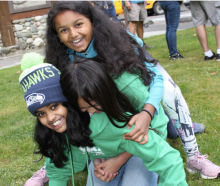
[35,104,51,114]
[56,18,83,31]
[79,105,92,109]
[80,103,98,109]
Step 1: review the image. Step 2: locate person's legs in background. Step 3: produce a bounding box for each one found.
[128,21,137,35]
[104,5,120,23]
[216,24,220,61]
[166,1,180,55]
[160,1,183,59]
[190,1,218,61]
[110,5,120,22]
[162,6,170,55]
[136,21,144,40]
[125,2,152,49]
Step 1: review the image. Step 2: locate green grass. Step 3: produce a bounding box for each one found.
[0,26,220,185]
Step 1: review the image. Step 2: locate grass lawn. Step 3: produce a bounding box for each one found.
[0,26,220,186]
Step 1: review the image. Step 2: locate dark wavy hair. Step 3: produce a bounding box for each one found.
[34,102,93,168]
[45,1,155,86]
[60,58,140,128]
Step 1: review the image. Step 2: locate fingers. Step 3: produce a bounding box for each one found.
[127,115,137,129]
[94,162,106,171]
[94,172,114,182]
[139,134,149,144]
[123,125,144,141]
[99,172,109,182]
[95,168,105,176]
[94,170,102,178]
[105,173,113,182]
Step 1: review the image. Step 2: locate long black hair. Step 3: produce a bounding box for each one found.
[34,102,93,168]
[60,58,140,128]
[45,1,155,86]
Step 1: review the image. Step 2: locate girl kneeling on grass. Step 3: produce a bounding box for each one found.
[19,53,187,186]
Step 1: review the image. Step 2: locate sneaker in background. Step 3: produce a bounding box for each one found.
[216,54,220,61]
[170,53,184,60]
[204,52,215,61]
[192,122,205,134]
[24,167,49,186]
[187,152,220,179]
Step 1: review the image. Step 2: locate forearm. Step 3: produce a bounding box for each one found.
[142,104,155,118]
[115,152,132,166]
[144,62,164,115]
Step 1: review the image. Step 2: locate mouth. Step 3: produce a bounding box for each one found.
[71,37,83,46]
[94,110,102,113]
[50,117,64,129]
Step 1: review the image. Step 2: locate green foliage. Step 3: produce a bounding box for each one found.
[1,26,220,185]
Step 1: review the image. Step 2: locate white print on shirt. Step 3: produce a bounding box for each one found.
[79,147,105,156]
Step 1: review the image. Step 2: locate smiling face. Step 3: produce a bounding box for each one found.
[36,103,68,133]
[54,10,93,53]
[78,98,102,115]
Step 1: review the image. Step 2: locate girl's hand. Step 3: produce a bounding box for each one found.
[93,158,117,182]
[94,152,132,182]
[123,104,155,144]
[95,157,120,174]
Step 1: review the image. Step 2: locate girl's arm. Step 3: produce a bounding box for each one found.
[93,152,132,182]
[121,32,164,144]
[123,62,164,143]
[123,103,155,144]
[126,32,164,115]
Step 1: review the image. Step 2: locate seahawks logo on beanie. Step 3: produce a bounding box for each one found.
[19,52,67,116]
[25,93,45,107]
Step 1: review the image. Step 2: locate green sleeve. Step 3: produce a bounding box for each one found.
[45,146,87,186]
[45,157,70,186]
[119,130,188,186]
[114,72,149,111]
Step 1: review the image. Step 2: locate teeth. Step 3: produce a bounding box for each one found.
[72,38,82,44]
[53,117,62,126]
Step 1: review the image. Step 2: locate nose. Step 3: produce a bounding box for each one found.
[87,107,96,115]
[47,112,55,123]
[69,27,77,39]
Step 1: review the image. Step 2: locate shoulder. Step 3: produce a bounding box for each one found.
[114,71,140,91]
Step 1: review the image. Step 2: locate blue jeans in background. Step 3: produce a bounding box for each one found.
[104,5,120,22]
[86,155,158,186]
[159,1,181,55]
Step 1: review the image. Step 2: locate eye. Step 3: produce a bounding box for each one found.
[37,112,45,118]
[60,28,67,33]
[76,23,82,27]
[51,103,59,110]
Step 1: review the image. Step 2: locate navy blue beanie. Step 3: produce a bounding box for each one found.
[19,53,67,116]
